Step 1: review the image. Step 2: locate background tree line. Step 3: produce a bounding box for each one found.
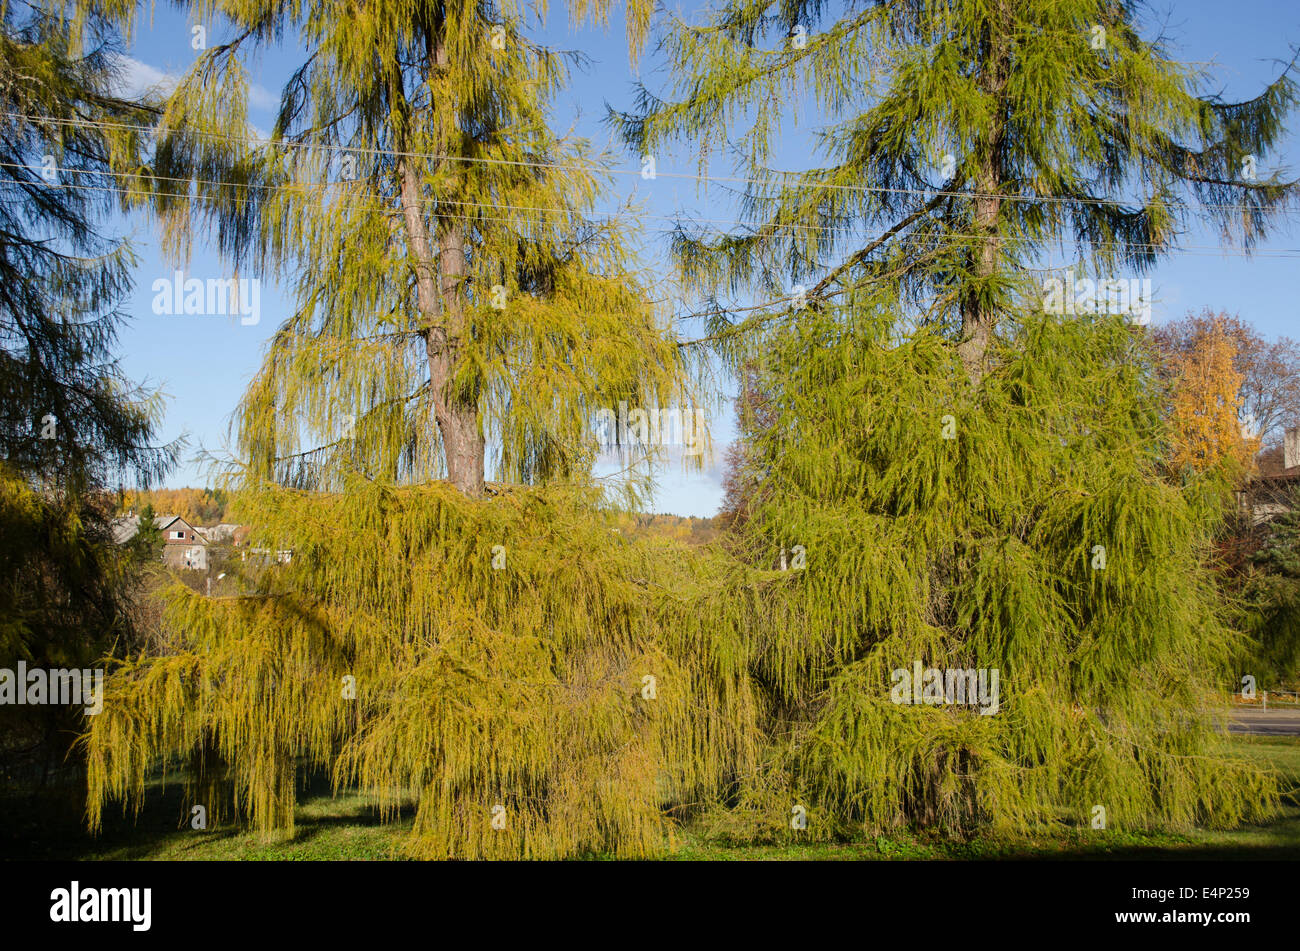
[113,488,231,526]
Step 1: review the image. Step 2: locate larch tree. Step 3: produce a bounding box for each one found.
[82,0,762,858]
[607,0,1298,836]
[80,0,1300,852]
[615,0,1297,384]
[1,0,175,788]
[137,0,679,499]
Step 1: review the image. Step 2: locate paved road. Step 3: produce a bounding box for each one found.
[1228,707,1300,736]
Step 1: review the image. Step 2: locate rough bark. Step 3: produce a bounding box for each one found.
[956,2,1011,385]
[391,50,486,496]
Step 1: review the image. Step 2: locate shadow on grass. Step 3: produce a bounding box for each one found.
[5,736,1300,860]
[0,765,402,861]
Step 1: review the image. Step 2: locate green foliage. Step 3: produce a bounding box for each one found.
[614,0,1298,377]
[78,0,727,854]
[80,0,1288,854]
[712,304,1276,838]
[128,503,164,564]
[613,0,1291,838]
[85,312,1281,850]
[0,465,138,785]
[0,0,175,491]
[0,467,133,672]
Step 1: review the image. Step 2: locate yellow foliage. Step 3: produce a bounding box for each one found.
[116,488,229,526]
[1166,317,1259,476]
[84,479,760,858]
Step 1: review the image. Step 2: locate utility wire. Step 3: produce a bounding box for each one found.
[8,162,1300,258]
[5,111,1295,217]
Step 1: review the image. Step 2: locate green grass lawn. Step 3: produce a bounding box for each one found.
[6,733,1299,861]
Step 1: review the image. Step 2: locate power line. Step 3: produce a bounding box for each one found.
[0,159,840,236]
[5,111,1296,218]
[8,162,1300,259]
[5,161,1290,351]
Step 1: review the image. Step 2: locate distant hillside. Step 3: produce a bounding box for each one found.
[615,512,726,545]
[115,488,231,526]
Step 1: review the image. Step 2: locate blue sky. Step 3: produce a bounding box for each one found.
[107,0,1300,515]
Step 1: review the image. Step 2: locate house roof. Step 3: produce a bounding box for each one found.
[109,515,140,545]
[110,513,204,543]
[196,523,239,542]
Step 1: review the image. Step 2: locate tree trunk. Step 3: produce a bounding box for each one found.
[391,68,486,496]
[957,183,1002,384]
[956,3,1010,385]
[428,220,485,495]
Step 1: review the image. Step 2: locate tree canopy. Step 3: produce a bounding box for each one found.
[614,0,1297,382]
[130,0,687,501]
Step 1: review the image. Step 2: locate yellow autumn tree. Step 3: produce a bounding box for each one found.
[1164,317,1259,476]
[115,488,230,526]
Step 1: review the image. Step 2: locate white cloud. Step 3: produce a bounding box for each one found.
[112,56,278,113]
[247,85,279,112]
[113,56,179,100]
